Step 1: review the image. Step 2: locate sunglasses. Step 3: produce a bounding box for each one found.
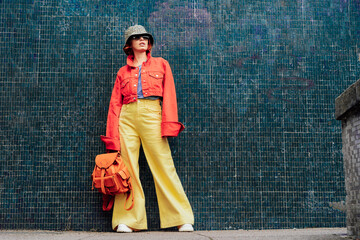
[131,35,150,41]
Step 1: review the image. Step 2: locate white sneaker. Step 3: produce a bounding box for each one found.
[116,224,133,233]
[178,224,194,232]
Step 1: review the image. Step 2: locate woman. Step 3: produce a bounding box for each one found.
[101,25,194,233]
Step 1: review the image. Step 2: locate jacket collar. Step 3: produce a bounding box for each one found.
[127,52,152,68]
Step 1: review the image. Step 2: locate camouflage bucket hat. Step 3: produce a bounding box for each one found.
[123,25,154,55]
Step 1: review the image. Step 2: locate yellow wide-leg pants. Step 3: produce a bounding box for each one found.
[112,99,194,230]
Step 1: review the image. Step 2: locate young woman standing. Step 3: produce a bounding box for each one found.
[101,25,194,233]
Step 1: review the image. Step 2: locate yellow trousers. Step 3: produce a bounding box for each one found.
[112,99,194,230]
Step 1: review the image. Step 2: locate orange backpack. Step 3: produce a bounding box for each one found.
[91,152,134,211]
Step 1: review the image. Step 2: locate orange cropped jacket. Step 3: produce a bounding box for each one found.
[101,53,185,151]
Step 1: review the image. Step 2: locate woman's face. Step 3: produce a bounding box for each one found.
[130,35,149,53]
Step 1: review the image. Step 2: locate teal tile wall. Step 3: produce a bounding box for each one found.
[1,0,359,231]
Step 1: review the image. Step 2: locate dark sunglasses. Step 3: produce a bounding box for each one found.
[131,35,150,41]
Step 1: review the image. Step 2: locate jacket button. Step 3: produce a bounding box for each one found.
[133,97,136,100]
[134,84,136,87]
[135,74,138,77]
[156,75,158,77]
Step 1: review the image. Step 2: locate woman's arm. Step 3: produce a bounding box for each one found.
[161,60,185,137]
[100,74,122,151]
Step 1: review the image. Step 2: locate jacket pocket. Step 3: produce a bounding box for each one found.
[149,72,164,79]
[120,78,132,96]
[148,72,164,91]
[121,78,130,89]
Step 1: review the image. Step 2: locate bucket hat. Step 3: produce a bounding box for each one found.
[123,25,154,55]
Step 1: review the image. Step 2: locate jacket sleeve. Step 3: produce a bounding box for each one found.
[100,74,122,150]
[161,60,185,137]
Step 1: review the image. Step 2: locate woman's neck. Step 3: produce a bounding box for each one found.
[133,51,148,67]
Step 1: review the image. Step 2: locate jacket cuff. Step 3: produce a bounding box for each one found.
[100,135,120,151]
[161,122,185,137]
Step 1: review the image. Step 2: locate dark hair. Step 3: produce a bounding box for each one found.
[123,39,153,56]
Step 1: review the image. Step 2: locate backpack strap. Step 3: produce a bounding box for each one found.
[124,182,134,210]
[102,194,114,211]
[100,168,106,195]
[102,191,133,211]
[122,152,136,211]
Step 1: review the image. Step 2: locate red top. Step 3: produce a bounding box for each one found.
[101,52,185,150]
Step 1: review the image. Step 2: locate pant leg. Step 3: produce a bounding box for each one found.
[112,103,148,230]
[138,99,194,229]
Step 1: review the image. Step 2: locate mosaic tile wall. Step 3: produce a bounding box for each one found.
[1,0,359,231]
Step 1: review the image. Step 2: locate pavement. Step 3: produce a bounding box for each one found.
[0,228,351,240]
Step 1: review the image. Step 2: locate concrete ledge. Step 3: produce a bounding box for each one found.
[0,228,348,240]
[335,79,360,120]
